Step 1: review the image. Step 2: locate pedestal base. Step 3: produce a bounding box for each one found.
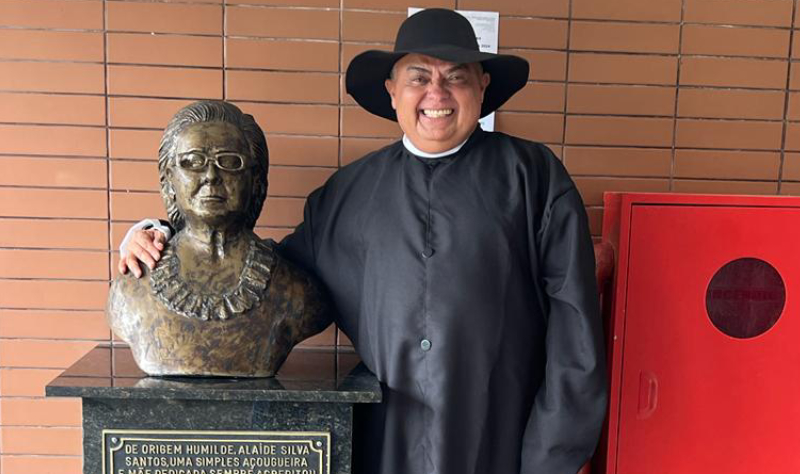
[47,345,381,474]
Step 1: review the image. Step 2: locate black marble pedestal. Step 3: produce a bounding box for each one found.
[46,345,381,474]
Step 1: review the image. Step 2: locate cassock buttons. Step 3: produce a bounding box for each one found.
[420,339,432,351]
[422,247,435,259]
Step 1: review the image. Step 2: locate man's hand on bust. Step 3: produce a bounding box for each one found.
[118,228,166,278]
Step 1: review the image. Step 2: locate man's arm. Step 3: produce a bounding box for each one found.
[521,186,608,474]
[118,219,172,277]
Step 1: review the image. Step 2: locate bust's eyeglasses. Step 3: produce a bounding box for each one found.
[176,151,248,172]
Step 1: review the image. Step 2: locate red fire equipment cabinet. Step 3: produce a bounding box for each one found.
[599,193,800,474]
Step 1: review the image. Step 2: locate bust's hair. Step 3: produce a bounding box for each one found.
[158,100,268,231]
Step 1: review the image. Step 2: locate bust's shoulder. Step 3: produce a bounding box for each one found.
[108,268,160,327]
[265,240,333,334]
[269,243,328,302]
[270,247,313,288]
[109,270,153,303]
[107,267,161,344]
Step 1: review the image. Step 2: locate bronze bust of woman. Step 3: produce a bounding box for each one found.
[107,101,332,377]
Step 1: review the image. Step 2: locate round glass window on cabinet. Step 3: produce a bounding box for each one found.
[706,258,786,339]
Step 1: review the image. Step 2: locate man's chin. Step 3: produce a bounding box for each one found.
[409,130,462,154]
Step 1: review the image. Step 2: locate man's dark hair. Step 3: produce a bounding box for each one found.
[158,100,269,231]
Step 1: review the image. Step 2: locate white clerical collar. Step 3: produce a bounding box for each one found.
[402,135,469,158]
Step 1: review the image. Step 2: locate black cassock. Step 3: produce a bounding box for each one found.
[280,129,607,474]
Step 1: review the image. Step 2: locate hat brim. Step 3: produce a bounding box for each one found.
[345,47,530,122]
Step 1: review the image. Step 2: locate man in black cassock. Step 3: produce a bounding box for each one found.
[120,8,607,474]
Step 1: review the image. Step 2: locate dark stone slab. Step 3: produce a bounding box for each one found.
[47,345,381,474]
[47,345,381,403]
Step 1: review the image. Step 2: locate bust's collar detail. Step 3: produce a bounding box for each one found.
[150,238,275,321]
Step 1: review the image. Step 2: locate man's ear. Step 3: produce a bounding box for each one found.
[385,79,398,110]
[480,72,491,103]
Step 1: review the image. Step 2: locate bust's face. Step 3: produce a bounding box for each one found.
[167,121,254,228]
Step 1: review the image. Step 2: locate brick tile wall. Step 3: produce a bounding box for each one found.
[1,0,799,470]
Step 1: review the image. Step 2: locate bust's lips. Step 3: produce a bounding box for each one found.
[198,195,226,203]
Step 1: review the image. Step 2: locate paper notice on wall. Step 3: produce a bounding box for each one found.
[408,8,499,132]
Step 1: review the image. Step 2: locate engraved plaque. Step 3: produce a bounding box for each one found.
[103,429,330,474]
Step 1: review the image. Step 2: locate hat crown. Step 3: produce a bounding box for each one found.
[394,9,479,53]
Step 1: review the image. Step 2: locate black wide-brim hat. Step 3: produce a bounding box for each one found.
[346,8,530,121]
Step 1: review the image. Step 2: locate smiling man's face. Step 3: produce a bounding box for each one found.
[385,54,490,154]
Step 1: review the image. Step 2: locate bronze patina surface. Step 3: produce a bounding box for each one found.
[107,101,332,377]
